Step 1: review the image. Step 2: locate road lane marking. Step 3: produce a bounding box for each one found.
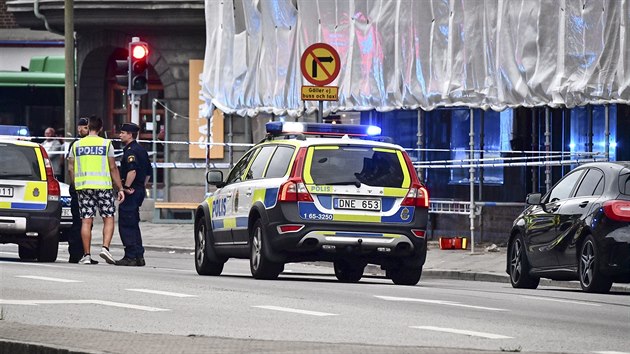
[593,351,630,354]
[0,260,71,269]
[0,299,169,312]
[16,275,82,283]
[411,326,513,339]
[520,295,601,307]
[126,289,197,298]
[252,306,338,317]
[375,295,509,312]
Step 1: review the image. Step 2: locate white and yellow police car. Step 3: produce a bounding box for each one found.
[194,122,429,285]
[0,138,62,261]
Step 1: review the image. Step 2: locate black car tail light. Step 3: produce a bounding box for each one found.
[278,147,313,202]
[39,146,60,201]
[603,200,630,222]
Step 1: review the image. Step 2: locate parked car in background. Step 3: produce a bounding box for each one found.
[58,182,72,240]
[0,139,61,261]
[507,162,630,293]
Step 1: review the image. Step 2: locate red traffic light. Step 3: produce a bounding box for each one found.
[131,44,148,60]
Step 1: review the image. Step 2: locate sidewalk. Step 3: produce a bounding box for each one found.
[98,220,629,292]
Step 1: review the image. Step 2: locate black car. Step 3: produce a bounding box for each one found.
[507,162,630,293]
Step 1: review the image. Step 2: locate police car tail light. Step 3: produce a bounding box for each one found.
[39,146,60,200]
[401,183,429,208]
[603,200,630,222]
[278,178,313,202]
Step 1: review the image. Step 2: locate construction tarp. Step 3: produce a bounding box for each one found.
[201,0,630,118]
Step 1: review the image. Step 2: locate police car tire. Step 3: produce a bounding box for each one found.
[333,260,364,283]
[18,245,37,260]
[37,229,59,262]
[250,219,283,280]
[389,266,422,286]
[195,218,225,276]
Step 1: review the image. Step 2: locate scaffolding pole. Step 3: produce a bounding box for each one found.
[469,108,475,254]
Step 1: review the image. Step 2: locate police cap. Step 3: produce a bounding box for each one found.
[120,122,140,133]
[77,117,89,126]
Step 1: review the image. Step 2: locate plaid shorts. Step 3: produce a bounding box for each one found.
[77,189,116,219]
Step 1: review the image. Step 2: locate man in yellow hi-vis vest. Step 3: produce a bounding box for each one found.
[68,116,125,265]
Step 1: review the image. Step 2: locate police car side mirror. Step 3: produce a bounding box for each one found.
[206,170,225,188]
[526,193,542,205]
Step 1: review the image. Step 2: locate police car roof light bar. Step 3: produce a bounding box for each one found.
[265,122,382,137]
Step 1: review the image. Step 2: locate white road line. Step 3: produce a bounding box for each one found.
[0,299,169,312]
[593,351,630,354]
[16,275,82,283]
[520,295,601,307]
[411,326,513,339]
[252,305,338,317]
[126,289,197,298]
[0,260,72,269]
[375,295,508,312]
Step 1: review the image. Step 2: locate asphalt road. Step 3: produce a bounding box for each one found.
[1,244,629,354]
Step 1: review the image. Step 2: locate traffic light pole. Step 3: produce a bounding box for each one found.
[131,93,140,125]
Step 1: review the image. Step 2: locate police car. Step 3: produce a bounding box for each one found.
[0,139,61,261]
[194,122,429,285]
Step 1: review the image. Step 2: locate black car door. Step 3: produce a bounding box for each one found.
[555,168,605,268]
[525,170,585,269]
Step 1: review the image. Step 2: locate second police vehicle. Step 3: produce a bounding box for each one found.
[194,122,429,285]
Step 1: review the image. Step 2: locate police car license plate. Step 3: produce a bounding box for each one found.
[334,198,381,211]
[62,209,72,217]
[0,187,13,197]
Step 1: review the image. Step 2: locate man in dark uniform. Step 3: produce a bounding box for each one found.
[116,122,151,266]
[66,117,90,263]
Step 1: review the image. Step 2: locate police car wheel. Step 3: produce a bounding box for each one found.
[250,219,283,280]
[195,218,224,276]
[18,245,37,260]
[37,229,59,262]
[389,265,423,286]
[333,260,365,283]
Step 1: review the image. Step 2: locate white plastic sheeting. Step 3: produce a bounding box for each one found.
[201,0,630,118]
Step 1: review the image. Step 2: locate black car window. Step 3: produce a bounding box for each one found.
[0,144,41,181]
[247,146,276,180]
[620,172,630,195]
[225,149,256,185]
[308,146,405,188]
[547,170,583,202]
[574,169,604,197]
[265,146,294,178]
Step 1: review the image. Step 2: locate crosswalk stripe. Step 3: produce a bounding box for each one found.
[252,305,338,317]
[411,326,513,339]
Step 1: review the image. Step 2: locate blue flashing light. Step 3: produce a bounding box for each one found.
[265,122,383,138]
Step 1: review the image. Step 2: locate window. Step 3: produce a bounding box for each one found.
[570,105,617,161]
[247,146,276,180]
[547,170,584,202]
[0,145,40,181]
[265,146,294,178]
[308,146,405,188]
[620,172,630,195]
[574,169,604,197]
[226,150,256,185]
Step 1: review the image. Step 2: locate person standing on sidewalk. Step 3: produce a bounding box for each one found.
[68,116,125,265]
[42,127,64,181]
[116,122,151,266]
[65,117,90,263]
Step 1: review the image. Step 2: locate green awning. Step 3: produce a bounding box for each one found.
[0,71,64,87]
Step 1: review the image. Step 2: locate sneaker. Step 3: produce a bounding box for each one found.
[99,247,115,264]
[115,257,138,266]
[79,255,98,265]
[136,256,146,267]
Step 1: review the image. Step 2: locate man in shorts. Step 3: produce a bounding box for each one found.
[68,116,125,265]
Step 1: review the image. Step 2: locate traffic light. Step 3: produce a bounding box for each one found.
[114,57,129,88]
[128,39,149,95]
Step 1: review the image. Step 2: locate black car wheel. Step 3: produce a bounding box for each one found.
[509,234,540,289]
[195,217,225,276]
[579,235,613,293]
[389,265,423,286]
[333,260,365,283]
[250,219,283,280]
[37,228,59,262]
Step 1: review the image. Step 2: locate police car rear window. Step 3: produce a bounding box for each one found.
[620,171,630,195]
[308,146,405,188]
[0,144,41,181]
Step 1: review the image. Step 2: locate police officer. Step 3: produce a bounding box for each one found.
[116,122,151,266]
[65,117,90,263]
